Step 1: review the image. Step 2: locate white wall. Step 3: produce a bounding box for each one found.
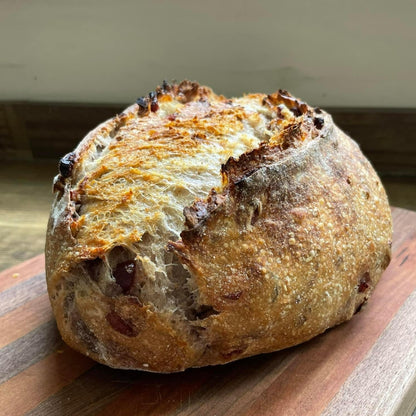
[1,0,415,107]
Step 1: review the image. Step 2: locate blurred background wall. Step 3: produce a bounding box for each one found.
[1,0,415,107]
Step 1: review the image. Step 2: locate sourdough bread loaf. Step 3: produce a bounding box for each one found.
[45,81,392,372]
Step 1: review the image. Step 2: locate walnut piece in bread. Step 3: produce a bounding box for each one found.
[45,81,392,372]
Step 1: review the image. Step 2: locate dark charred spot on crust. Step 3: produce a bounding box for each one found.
[95,144,105,155]
[136,96,149,115]
[346,176,352,185]
[221,143,282,185]
[155,80,207,104]
[184,201,208,229]
[148,91,159,112]
[222,290,243,300]
[113,260,136,293]
[314,107,323,114]
[177,80,200,102]
[223,112,316,190]
[59,152,76,178]
[158,80,212,104]
[275,104,286,119]
[161,79,171,93]
[280,123,303,150]
[266,89,310,116]
[313,117,324,129]
[290,107,302,117]
[358,272,370,293]
[106,311,138,337]
[277,89,292,98]
[183,190,226,229]
[136,96,148,108]
[299,102,308,114]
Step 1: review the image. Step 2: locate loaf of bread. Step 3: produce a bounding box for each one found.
[45,81,392,372]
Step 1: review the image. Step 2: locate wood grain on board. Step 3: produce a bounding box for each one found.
[0,207,415,416]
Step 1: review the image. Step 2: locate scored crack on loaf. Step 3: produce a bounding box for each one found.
[45,80,393,372]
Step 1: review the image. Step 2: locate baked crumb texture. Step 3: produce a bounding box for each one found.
[46,81,392,372]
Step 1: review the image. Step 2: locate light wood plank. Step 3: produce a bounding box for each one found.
[323,290,416,416]
[0,345,94,416]
[0,254,44,293]
[0,293,53,348]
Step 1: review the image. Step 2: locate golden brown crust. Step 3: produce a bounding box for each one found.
[170,124,391,364]
[45,81,392,372]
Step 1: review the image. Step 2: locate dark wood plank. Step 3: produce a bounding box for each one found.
[0,105,15,159]
[0,272,46,316]
[3,104,33,160]
[95,367,216,416]
[5,102,123,160]
[0,253,44,292]
[0,293,52,348]
[0,320,62,384]
[27,366,133,416]
[0,344,94,416]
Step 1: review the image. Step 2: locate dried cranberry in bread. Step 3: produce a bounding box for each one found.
[45,81,392,372]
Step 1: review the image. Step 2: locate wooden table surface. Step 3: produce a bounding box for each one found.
[0,207,415,416]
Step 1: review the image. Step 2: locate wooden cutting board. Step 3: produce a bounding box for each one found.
[1,207,415,416]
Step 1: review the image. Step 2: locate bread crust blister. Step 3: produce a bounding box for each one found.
[46,81,392,372]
